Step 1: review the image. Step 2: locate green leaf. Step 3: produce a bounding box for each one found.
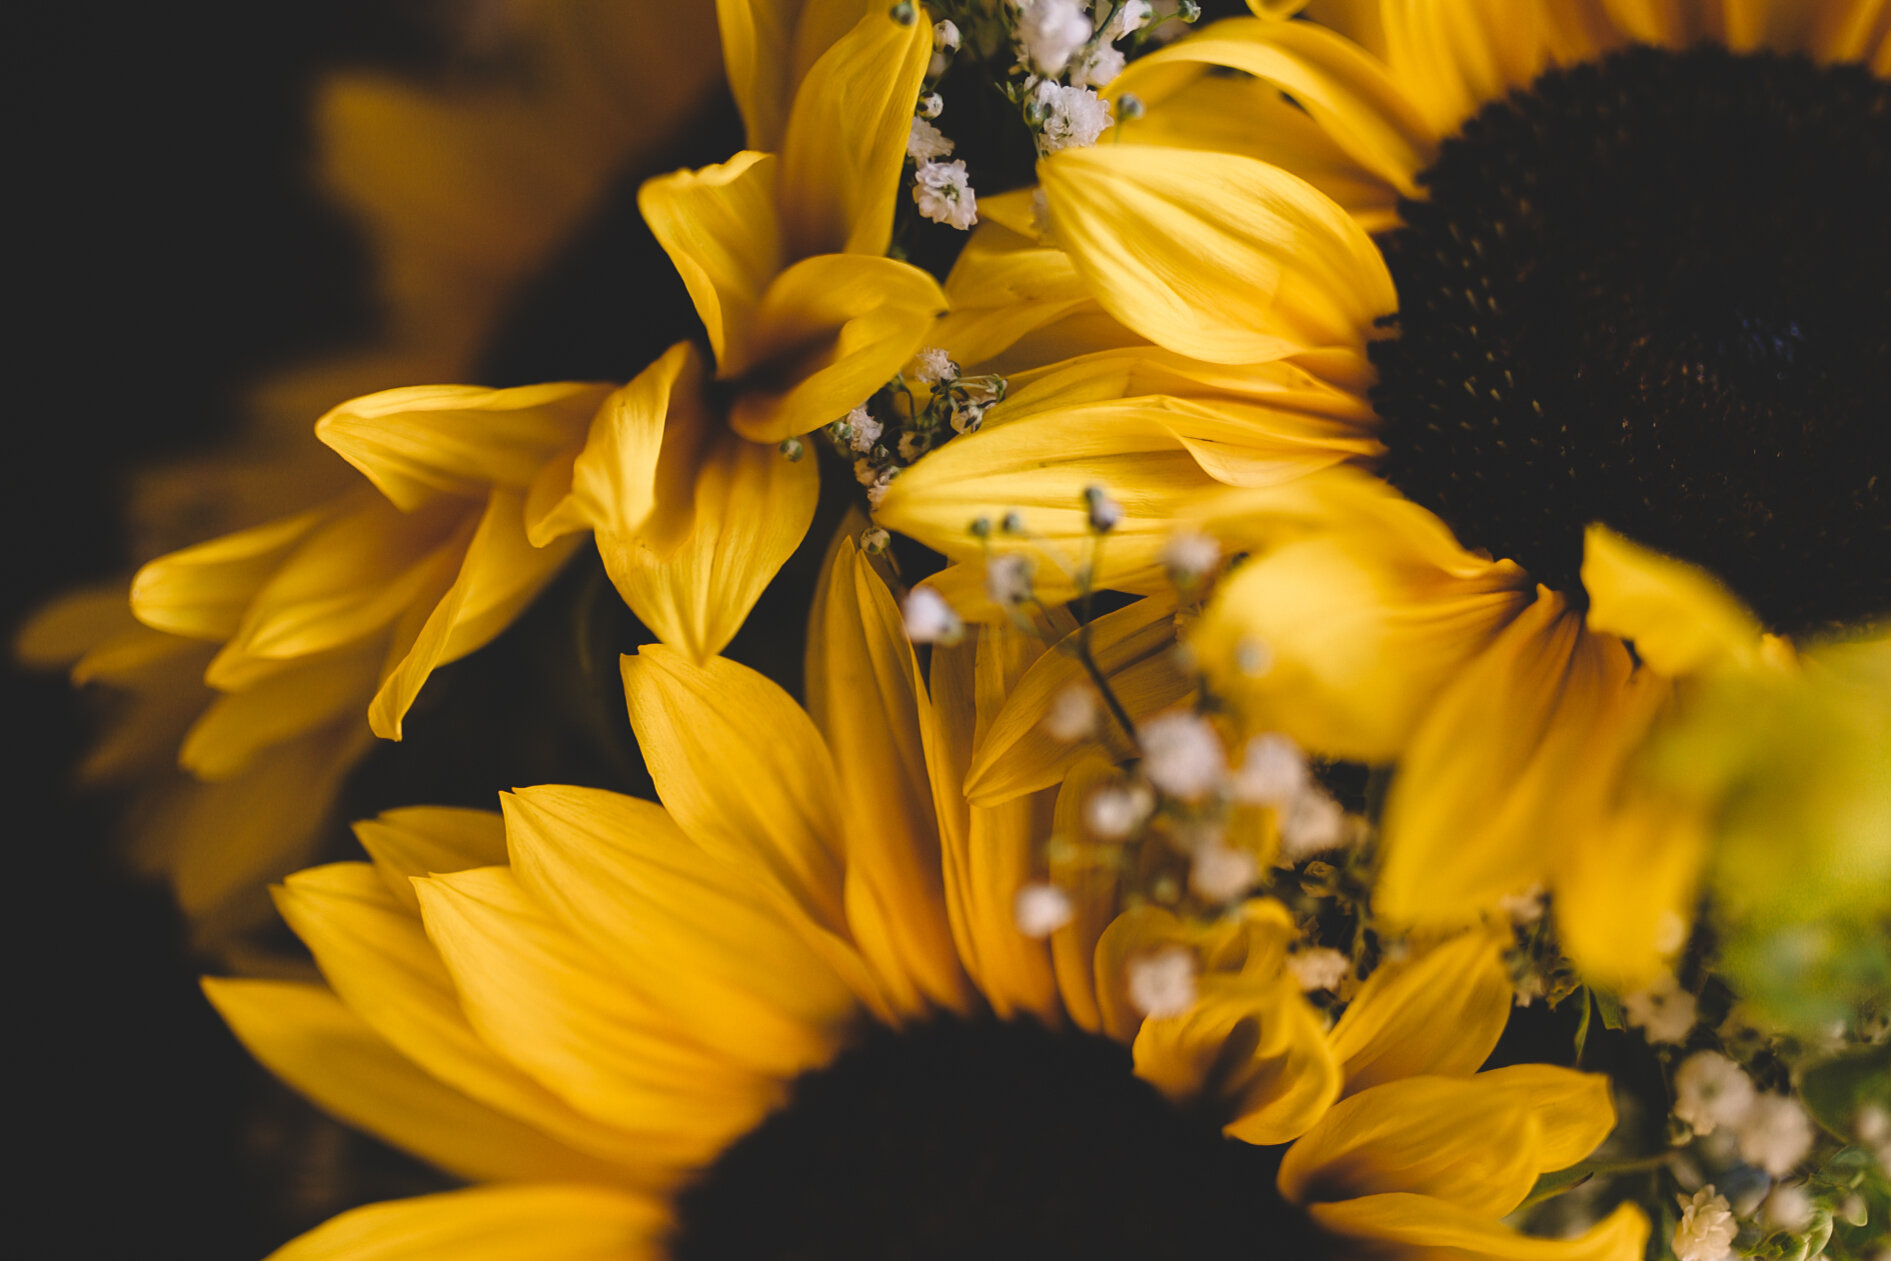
[1798,1043,1891,1141]
[1593,987,1625,1031]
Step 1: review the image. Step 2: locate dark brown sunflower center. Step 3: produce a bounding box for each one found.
[668,1014,1316,1260]
[1371,44,1891,638]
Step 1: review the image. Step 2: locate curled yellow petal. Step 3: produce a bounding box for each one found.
[638,154,782,369]
[263,1183,669,1261]
[1308,1195,1648,1261]
[1326,930,1512,1097]
[316,382,610,511]
[1042,144,1394,365]
[727,252,945,442]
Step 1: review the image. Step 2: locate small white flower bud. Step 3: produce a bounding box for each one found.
[1042,683,1099,741]
[1083,781,1154,840]
[908,117,954,161]
[1762,1183,1814,1233]
[1189,838,1257,902]
[1229,733,1306,808]
[932,18,961,51]
[1672,1187,1738,1261]
[1137,711,1225,800]
[917,91,944,120]
[860,526,891,555]
[1287,947,1351,993]
[1673,1051,1756,1136]
[1014,882,1073,938]
[984,552,1035,607]
[1737,1094,1814,1177]
[1278,789,1347,860]
[902,587,963,645]
[1623,972,1698,1044]
[1161,529,1221,584]
[1083,484,1123,533]
[1126,945,1197,1019]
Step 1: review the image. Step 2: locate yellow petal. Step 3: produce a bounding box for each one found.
[1581,523,1764,675]
[1378,593,1669,927]
[414,866,779,1149]
[180,645,381,779]
[370,489,584,739]
[1113,64,1401,232]
[353,805,510,915]
[967,594,1191,805]
[265,1184,669,1261]
[163,725,372,925]
[271,863,655,1170]
[526,343,708,552]
[727,253,945,442]
[1189,476,1533,761]
[204,978,626,1186]
[1286,1063,1617,1217]
[1113,16,1436,193]
[1308,1195,1648,1261]
[1326,930,1511,1097]
[208,496,470,680]
[638,154,782,369]
[500,784,859,1076]
[602,431,818,662]
[777,7,930,258]
[1279,1075,1541,1216]
[1122,903,1339,1145]
[130,506,334,641]
[1381,0,1594,138]
[1556,786,1708,989]
[1045,757,1126,1034]
[935,225,1103,370]
[1042,144,1394,364]
[806,530,968,1013]
[316,382,610,511]
[715,0,799,151]
[621,646,847,929]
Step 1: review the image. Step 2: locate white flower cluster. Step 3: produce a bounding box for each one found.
[1672,1050,1815,1176]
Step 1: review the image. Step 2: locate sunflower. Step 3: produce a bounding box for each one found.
[205,527,1643,1260]
[883,0,1889,985]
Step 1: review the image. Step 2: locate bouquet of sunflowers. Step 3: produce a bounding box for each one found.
[22,2,1887,1258]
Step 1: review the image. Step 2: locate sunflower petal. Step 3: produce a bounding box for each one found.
[727,253,945,442]
[129,507,334,642]
[263,1184,669,1261]
[1113,17,1436,193]
[1556,787,1708,988]
[1580,523,1764,675]
[1307,1195,1648,1261]
[621,645,847,927]
[967,594,1190,805]
[180,645,381,779]
[354,805,510,914]
[1326,930,1512,1096]
[603,431,818,662]
[777,7,930,258]
[204,978,626,1187]
[270,863,657,1170]
[1042,144,1395,365]
[414,865,781,1147]
[1378,593,1670,930]
[370,490,583,739]
[501,784,858,1078]
[807,531,968,1012]
[316,383,609,511]
[638,154,782,369]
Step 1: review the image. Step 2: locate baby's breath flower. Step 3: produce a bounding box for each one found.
[908,116,954,161]
[1737,1093,1814,1176]
[1126,945,1197,1018]
[1287,947,1351,993]
[1188,837,1257,902]
[1161,528,1221,585]
[1030,79,1114,153]
[1137,711,1225,800]
[1015,0,1090,76]
[1278,789,1348,860]
[1673,1187,1738,1261]
[902,587,962,644]
[1673,1051,1757,1136]
[844,405,883,454]
[1084,780,1154,840]
[1043,683,1099,741]
[1014,882,1074,938]
[914,346,959,387]
[1229,733,1306,808]
[912,158,978,229]
[1623,972,1698,1044]
[984,552,1035,607]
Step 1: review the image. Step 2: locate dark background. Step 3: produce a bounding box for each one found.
[10,5,518,1256]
